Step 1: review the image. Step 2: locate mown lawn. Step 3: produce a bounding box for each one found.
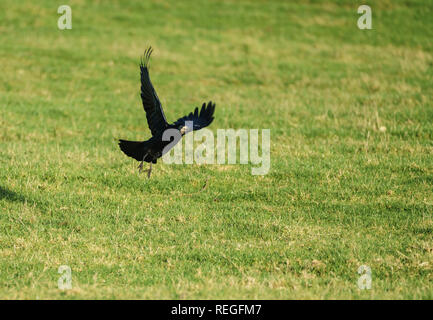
[0,0,432,299]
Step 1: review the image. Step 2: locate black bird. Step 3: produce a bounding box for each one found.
[118,47,216,177]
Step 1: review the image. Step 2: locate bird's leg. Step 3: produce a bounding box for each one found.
[147,163,153,179]
[138,152,149,173]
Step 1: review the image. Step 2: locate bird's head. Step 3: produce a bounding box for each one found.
[179,125,191,135]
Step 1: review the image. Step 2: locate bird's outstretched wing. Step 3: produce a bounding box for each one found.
[140,47,168,136]
[172,101,216,133]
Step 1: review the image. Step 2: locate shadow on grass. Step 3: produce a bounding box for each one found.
[0,185,27,203]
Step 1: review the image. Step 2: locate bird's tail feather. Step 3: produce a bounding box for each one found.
[118,139,152,162]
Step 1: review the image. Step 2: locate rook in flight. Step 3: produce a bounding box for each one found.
[118,47,216,177]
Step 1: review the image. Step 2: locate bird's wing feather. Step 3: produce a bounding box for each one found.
[140,47,168,136]
[172,101,216,132]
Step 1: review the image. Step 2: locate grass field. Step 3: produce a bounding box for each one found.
[0,0,432,299]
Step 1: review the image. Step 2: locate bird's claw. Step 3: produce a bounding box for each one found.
[137,161,152,178]
[138,161,144,172]
[147,163,152,179]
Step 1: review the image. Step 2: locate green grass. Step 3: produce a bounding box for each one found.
[0,0,432,299]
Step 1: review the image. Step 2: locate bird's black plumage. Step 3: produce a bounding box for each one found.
[139,47,168,137]
[118,47,216,175]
